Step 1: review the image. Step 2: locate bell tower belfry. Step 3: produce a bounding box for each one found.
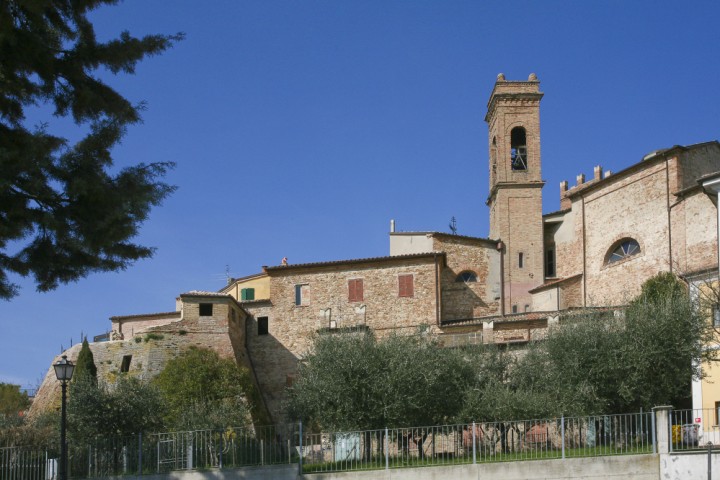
[485,73,545,314]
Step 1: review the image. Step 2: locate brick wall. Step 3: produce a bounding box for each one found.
[432,235,501,321]
[247,256,441,421]
[111,312,181,338]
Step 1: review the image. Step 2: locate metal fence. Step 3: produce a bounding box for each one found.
[670,409,720,451]
[1,424,298,480]
[1,447,55,480]
[0,413,657,478]
[299,412,655,473]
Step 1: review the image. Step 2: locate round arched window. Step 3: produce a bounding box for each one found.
[456,271,478,283]
[607,239,641,264]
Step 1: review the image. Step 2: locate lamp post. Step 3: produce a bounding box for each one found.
[54,355,75,480]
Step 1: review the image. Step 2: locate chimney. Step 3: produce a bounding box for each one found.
[560,180,571,211]
[594,165,603,181]
[604,170,612,179]
[576,173,585,186]
[390,219,396,233]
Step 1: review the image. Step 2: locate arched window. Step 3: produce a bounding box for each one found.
[456,271,477,283]
[510,127,527,171]
[606,239,641,264]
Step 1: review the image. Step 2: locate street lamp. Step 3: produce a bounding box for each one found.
[54,355,75,480]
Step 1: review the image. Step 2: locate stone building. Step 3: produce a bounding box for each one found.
[32,74,720,425]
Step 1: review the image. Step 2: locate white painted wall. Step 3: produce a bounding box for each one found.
[389,233,434,256]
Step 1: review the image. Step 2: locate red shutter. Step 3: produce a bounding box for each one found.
[349,279,363,302]
[399,274,414,297]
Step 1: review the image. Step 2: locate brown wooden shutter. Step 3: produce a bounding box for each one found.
[399,274,413,297]
[349,279,363,302]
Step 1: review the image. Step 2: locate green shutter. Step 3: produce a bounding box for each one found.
[241,288,255,301]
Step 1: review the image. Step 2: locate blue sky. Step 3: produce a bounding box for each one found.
[2,0,719,388]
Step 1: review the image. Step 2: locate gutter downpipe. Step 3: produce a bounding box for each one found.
[498,241,505,316]
[665,157,673,272]
[434,253,441,326]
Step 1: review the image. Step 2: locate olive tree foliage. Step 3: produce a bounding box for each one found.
[500,272,714,416]
[0,0,183,299]
[153,347,260,431]
[68,375,165,439]
[290,273,715,430]
[0,383,30,418]
[285,332,475,431]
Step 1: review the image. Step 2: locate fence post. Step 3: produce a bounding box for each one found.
[561,416,565,459]
[385,427,389,470]
[651,410,657,454]
[472,422,476,465]
[138,433,143,476]
[298,421,303,476]
[653,406,672,454]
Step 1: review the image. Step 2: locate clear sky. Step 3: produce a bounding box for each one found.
[2,0,719,388]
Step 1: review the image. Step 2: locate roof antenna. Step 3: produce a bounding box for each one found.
[225,264,232,285]
[449,216,458,235]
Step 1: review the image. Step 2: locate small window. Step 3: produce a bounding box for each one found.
[716,401,720,426]
[456,271,477,283]
[348,279,364,302]
[510,127,528,171]
[606,239,641,264]
[713,305,720,328]
[398,274,414,298]
[545,248,556,277]
[258,317,268,335]
[199,303,213,316]
[295,284,309,306]
[512,305,518,314]
[525,304,530,312]
[518,252,524,269]
[120,355,132,373]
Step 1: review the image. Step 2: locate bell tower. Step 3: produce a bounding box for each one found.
[485,73,545,314]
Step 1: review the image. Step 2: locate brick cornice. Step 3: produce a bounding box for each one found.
[486,180,546,206]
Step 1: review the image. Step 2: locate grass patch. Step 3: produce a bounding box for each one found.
[143,333,164,342]
[301,443,654,474]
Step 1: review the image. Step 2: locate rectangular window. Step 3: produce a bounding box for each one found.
[199,303,213,316]
[512,305,518,314]
[398,274,414,298]
[713,305,720,328]
[545,248,556,278]
[257,317,268,335]
[120,355,132,373]
[348,279,364,302]
[295,284,309,306]
[716,401,720,426]
[518,252,524,269]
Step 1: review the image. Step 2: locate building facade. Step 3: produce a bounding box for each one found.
[32,75,720,425]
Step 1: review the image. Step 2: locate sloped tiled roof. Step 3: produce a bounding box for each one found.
[528,273,583,294]
[263,252,444,272]
[110,311,181,321]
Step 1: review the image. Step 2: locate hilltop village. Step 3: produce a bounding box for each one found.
[32,74,720,424]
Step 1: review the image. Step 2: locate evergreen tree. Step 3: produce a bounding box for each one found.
[0,0,183,299]
[73,338,97,384]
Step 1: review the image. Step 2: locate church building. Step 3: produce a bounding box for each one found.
[33,75,720,427]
